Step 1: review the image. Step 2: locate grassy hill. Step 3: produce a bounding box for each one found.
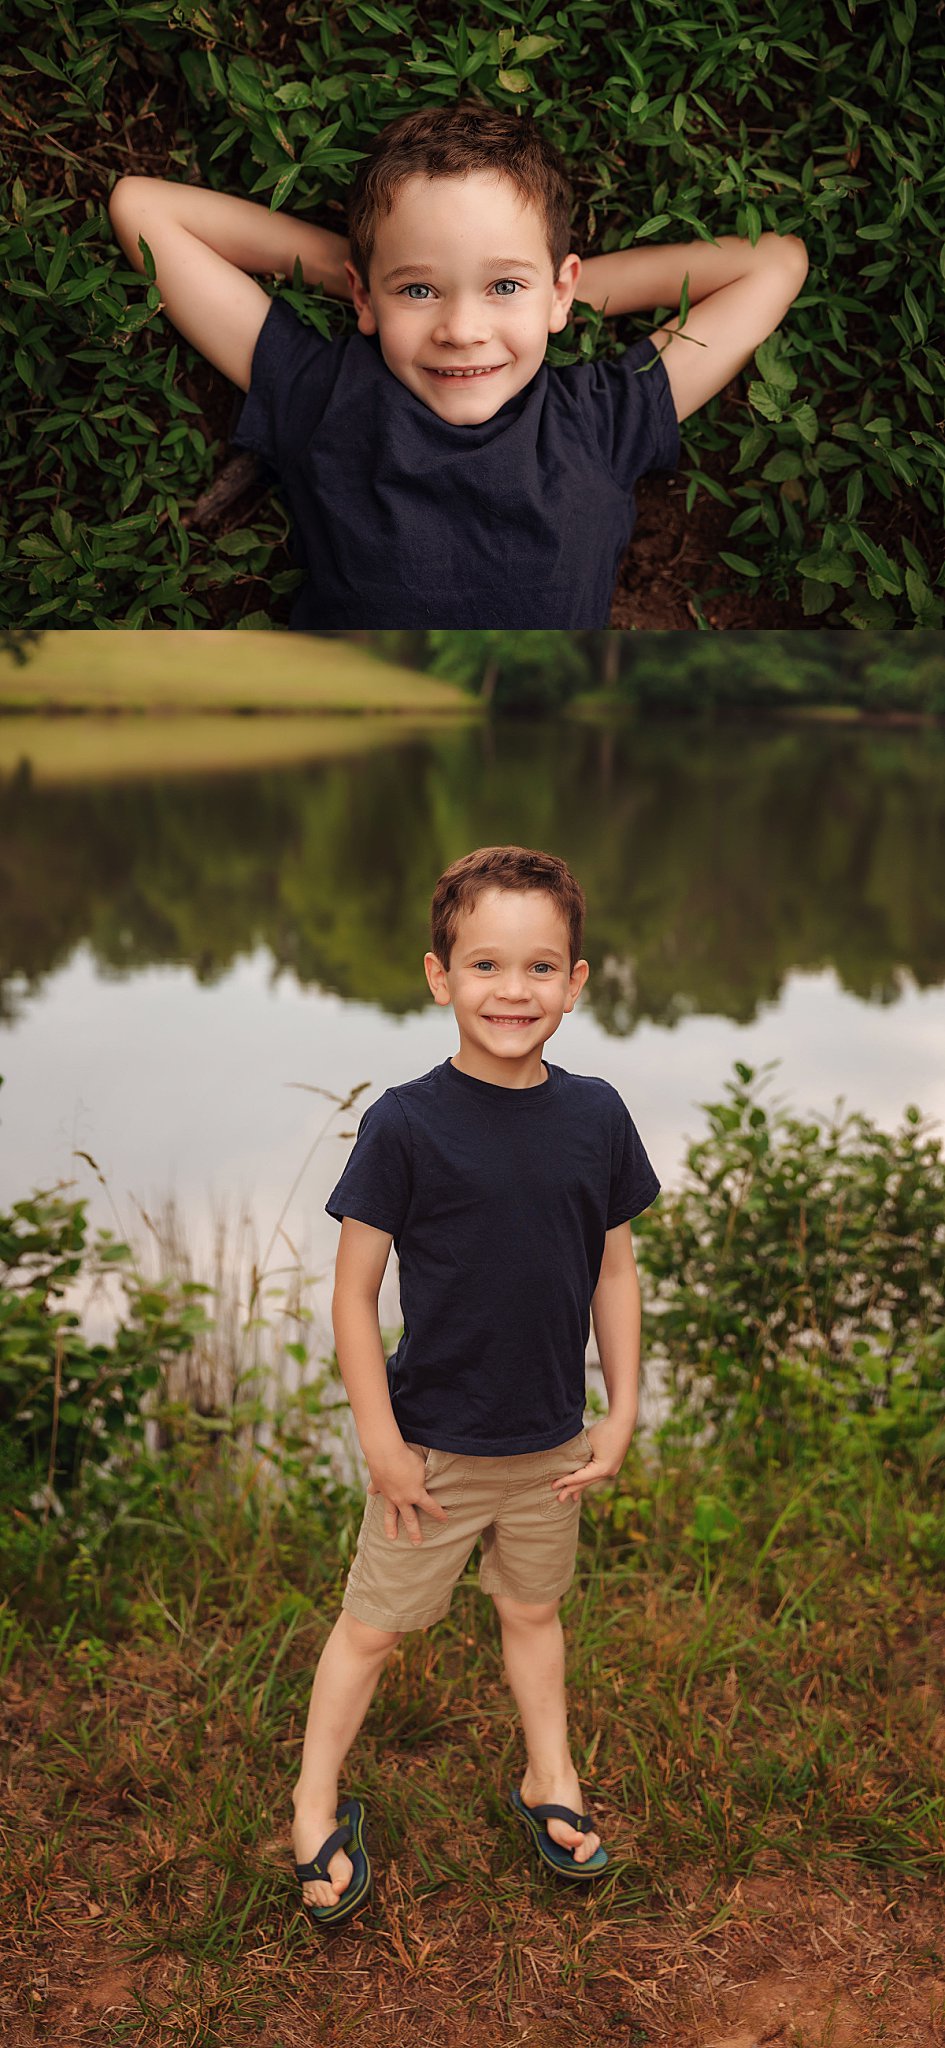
[0,632,473,714]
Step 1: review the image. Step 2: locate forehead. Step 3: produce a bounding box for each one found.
[454,887,569,951]
[376,169,550,262]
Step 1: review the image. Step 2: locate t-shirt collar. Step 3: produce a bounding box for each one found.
[443,1057,559,1106]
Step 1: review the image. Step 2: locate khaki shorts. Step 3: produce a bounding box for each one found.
[342,1429,593,1633]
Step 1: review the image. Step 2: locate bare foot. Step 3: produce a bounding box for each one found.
[291,1798,354,1910]
[519,1767,602,1863]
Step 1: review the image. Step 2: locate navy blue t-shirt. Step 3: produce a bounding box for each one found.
[325,1058,660,1456]
[231,297,679,629]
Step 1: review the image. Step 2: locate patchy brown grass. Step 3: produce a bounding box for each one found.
[3,1490,945,2048]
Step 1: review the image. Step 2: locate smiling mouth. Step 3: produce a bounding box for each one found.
[484,1015,535,1025]
[426,365,506,379]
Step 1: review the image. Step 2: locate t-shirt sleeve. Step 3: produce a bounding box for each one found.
[561,334,680,496]
[325,1091,413,1242]
[230,295,333,477]
[607,1091,661,1227]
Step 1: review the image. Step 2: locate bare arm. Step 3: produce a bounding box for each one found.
[578,231,809,424]
[332,1216,448,1545]
[107,175,353,392]
[554,1221,643,1504]
[590,1221,642,1437]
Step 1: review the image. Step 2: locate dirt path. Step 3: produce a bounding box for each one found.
[6,1848,944,2045]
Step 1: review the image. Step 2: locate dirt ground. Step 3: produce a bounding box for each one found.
[4,1851,945,2046]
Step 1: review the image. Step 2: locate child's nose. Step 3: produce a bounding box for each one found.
[431,294,492,345]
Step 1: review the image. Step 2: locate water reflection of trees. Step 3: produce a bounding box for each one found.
[1,721,943,1030]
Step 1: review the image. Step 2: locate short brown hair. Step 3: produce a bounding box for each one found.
[431,846,586,970]
[346,100,575,290]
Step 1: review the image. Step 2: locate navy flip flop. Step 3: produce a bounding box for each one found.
[294,1795,373,1925]
[509,1787,609,1879]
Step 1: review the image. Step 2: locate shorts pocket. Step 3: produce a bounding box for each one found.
[537,1432,592,1517]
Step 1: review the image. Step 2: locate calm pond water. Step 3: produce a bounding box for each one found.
[2,712,944,1439]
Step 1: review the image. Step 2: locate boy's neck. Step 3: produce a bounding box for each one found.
[450,1046,549,1091]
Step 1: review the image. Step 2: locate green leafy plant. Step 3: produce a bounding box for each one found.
[633,1059,945,1462]
[0,1171,212,1517]
[1,0,941,625]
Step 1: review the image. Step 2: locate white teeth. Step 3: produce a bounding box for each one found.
[432,367,499,377]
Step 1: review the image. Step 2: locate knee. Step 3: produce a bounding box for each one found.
[492,1593,560,1626]
[340,1611,404,1655]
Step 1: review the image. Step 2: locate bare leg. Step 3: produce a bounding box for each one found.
[493,1593,602,1863]
[291,1608,402,1908]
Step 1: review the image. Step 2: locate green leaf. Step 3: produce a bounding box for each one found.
[21,47,69,81]
[45,229,70,296]
[836,589,893,626]
[514,35,559,61]
[270,164,302,210]
[791,403,819,444]
[763,450,805,482]
[719,551,762,577]
[905,569,944,626]
[754,336,797,394]
[801,577,834,615]
[796,549,855,586]
[748,385,785,423]
[227,57,267,109]
[497,68,530,91]
[672,93,687,130]
[902,283,927,341]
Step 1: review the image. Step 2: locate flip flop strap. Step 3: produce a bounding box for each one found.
[295,1819,352,1882]
[526,1801,593,1834]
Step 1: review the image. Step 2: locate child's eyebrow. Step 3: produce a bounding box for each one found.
[461,945,565,961]
[381,258,544,285]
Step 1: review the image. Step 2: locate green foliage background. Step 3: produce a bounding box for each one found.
[1,0,943,628]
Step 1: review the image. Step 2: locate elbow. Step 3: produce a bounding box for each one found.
[761,229,808,294]
[107,173,152,230]
[106,175,139,248]
[783,232,809,291]
[107,174,133,222]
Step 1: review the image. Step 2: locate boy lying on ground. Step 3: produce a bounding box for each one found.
[108,99,808,630]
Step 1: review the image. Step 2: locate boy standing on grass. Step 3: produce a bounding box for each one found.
[291,845,659,1924]
[107,100,808,629]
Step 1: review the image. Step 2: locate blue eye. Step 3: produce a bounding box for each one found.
[398,280,523,300]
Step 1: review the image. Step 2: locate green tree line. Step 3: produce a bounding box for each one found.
[334,630,945,714]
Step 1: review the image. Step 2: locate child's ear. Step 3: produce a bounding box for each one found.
[346,261,379,334]
[548,253,582,333]
[424,950,452,1006]
[565,958,590,1010]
